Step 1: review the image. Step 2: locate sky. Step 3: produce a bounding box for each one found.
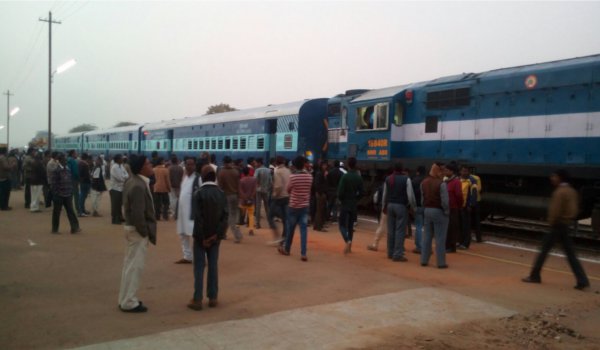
[1,0,600,148]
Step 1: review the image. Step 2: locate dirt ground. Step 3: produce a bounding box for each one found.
[0,189,599,349]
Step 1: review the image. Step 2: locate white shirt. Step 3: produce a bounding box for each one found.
[176,172,199,236]
[110,163,129,192]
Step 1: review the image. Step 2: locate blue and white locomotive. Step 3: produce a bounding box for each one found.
[326,54,600,227]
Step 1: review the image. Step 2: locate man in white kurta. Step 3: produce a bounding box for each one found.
[175,158,200,264]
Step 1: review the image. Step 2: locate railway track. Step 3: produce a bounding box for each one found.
[481,217,600,255]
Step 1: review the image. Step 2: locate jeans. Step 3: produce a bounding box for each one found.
[421,208,449,267]
[193,239,220,301]
[530,223,589,285]
[414,206,424,251]
[255,191,270,227]
[387,203,408,259]
[338,208,357,243]
[285,207,308,256]
[327,194,339,221]
[226,194,242,241]
[52,195,80,232]
[110,189,124,224]
[446,208,461,251]
[79,182,91,214]
[268,197,289,242]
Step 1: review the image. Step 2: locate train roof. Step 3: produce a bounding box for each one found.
[84,124,143,136]
[55,132,85,139]
[350,84,412,103]
[142,100,314,131]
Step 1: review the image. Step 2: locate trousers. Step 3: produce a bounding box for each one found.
[226,194,242,241]
[193,239,220,301]
[421,208,449,267]
[52,195,80,232]
[30,184,44,211]
[387,203,408,258]
[118,229,149,310]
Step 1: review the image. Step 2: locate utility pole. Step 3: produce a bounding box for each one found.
[39,12,61,151]
[3,90,13,149]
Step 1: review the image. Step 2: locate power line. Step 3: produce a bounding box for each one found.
[39,12,62,151]
[7,23,45,90]
[62,1,91,21]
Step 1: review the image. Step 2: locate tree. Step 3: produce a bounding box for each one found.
[114,121,137,127]
[69,123,97,133]
[206,103,237,115]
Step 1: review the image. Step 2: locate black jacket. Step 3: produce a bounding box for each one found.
[192,182,228,241]
[326,167,343,196]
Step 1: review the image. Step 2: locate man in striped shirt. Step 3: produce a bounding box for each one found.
[278,156,312,261]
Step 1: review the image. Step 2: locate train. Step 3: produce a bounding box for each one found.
[54,54,600,235]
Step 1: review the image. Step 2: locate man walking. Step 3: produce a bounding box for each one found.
[153,158,171,221]
[169,155,184,219]
[254,158,271,229]
[90,156,107,217]
[326,160,344,222]
[78,153,92,217]
[175,158,200,264]
[110,154,129,225]
[411,166,427,254]
[457,165,478,249]
[187,165,228,310]
[522,169,590,290]
[313,161,329,232]
[337,157,365,255]
[67,150,80,212]
[23,148,36,209]
[383,162,416,261]
[444,162,463,253]
[217,156,242,243]
[50,153,80,234]
[0,147,15,211]
[278,156,312,261]
[268,156,291,245]
[118,155,157,313]
[29,153,46,213]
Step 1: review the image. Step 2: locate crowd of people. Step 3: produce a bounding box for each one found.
[0,146,591,313]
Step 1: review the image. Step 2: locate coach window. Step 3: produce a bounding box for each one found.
[188,140,192,150]
[225,138,231,150]
[248,136,255,150]
[394,102,404,126]
[240,137,247,150]
[193,140,198,150]
[356,103,388,131]
[257,136,265,150]
[233,138,238,150]
[284,134,293,149]
[156,141,160,150]
[211,139,217,150]
[218,139,223,150]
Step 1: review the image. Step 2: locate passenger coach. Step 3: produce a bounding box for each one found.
[140,99,329,164]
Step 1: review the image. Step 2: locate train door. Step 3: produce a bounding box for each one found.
[128,133,133,156]
[167,130,174,157]
[267,119,277,160]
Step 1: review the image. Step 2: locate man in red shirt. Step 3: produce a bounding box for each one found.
[278,156,312,261]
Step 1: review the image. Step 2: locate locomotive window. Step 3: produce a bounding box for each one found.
[240,137,247,150]
[426,88,470,109]
[257,136,265,150]
[289,122,296,131]
[356,103,389,131]
[394,102,404,126]
[341,107,348,129]
[233,138,238,150]
[225,138,231,150]
[425,116,439,133]
[328,103,341,116]
[284,134,293,149]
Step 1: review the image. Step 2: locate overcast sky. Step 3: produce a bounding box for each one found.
[1,0,600,147]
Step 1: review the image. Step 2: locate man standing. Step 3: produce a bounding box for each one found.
[444,162,463,253]
[254,158,271,229]
[90,156,107,217]
[522,169,590,290]
[23,148,37,209]
[411,166,427,254]
[78,153,92,217]
[45,152,59,209]
[239,167,257,236]
[420,163,450,268]
[153,158,171,221]
[383,162,416,261]
[50,153,80,234]
[187,165,228,310]
[217,156,242,243]
[470,171,483,243]
[175,158,200,264]
[313,161,329,232]
[337,157,365,255]
[268,156,291,245]
[278,156,312,261]
[326,160,344,222]
[118,155,156,313]
[67,150,80,213]
[457,165,478,250]
[110,154,129,225]
[168,155,183,219]
[0,147,15,211]
[29,153,46,213]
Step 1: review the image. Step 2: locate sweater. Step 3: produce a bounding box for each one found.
[337,169,364,211]
[153,165,171,193]
[548,184,579,225]
[217,164,240,195]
